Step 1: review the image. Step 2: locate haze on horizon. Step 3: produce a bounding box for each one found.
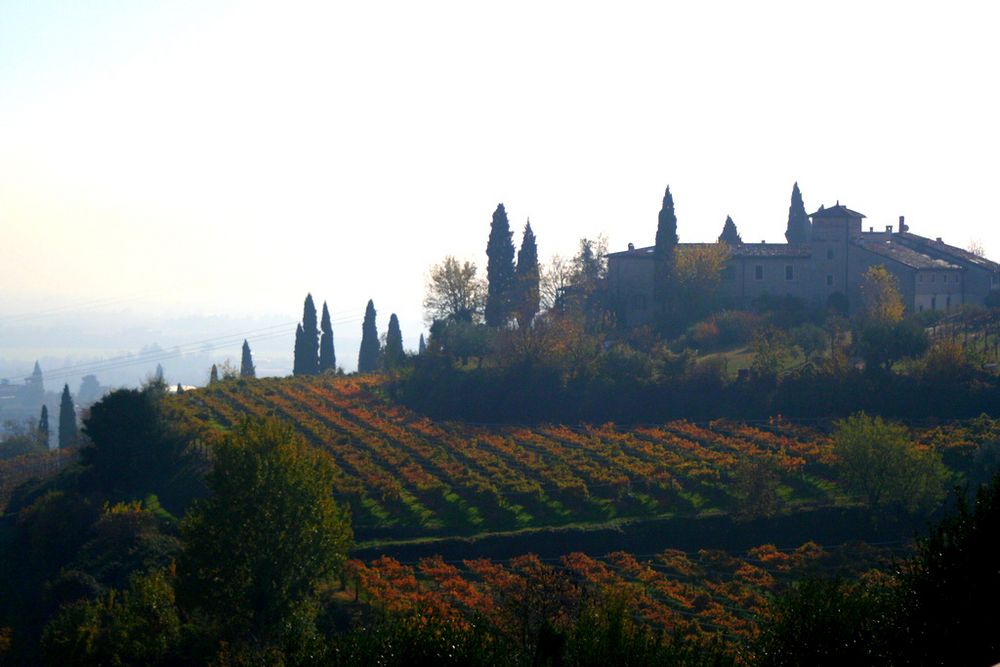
[2,0,999,374]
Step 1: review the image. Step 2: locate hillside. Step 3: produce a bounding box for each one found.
[169,375,855,544]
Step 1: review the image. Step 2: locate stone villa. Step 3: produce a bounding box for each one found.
[608,203,1000,327]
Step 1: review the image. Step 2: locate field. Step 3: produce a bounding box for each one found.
[170,375,849,542]
[343,541,900,648]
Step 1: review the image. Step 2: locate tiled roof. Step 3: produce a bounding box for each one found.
[811,204,866,219]
[895,233,1000,272]
[607,243,811,259]
[851,238,961,270]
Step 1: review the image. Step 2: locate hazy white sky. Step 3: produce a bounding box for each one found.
[3,0,999,348]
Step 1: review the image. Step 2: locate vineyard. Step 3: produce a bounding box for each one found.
[169,375,849,540]
[0,449,77,512]
[343,541,899,650]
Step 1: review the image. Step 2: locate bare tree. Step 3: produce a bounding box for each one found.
[969,240,986,258]
[423,256,486,324]
[540,254,573,311]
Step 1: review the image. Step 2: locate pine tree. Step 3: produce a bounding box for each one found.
[38,405,49,447]
[58,384,77,449]
[654,185,679,307]
[384,313,404,369]
[719,215,743,245]
[785,182,811,244]
[418,333,426,355]
[210,364,219,384]
[484,203,516,327]
[301,293,320,375]
[515,219,540,329]
[319,302,336,373]
[241,339,256,378]
[358,299,380,373]
[293,323,305,375]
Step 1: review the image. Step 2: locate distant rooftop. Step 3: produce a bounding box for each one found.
[607,243,811,259]
[811,203,866,219]
[896,232,1000,272]
[851,237,960,270]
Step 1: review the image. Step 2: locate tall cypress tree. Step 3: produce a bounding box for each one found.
[719,215,743,245]
[38,405,49,447]
[515,220,540,329]
[241,339,256,378]
[418,333,426,355]
[358,299,380,373]
[293,323,305,376]
[785,182,811,244]
[319,302,336,373]
[384,313,404,370]
[654,186,679,308]
[209,364,219,384]
[58,384,77,449]
[484,203,516,327]
[301,294,320,375]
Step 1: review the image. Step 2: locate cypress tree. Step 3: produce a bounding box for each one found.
[293,323,305,375]
[319,302,336,373]
[654,185,679,308]
[58,384,77,449]
[785,182,811,244]
[176,383,185,394]
[719,215,743,245]
[38,405,49,447]
[358,299,380,373]
[209,364,219,384]
[418,333,426,355]
[384,313,404,369]
[301,293,320,375]
[515,219,540,329]
[484,203,516,327]
[241,339,256,378]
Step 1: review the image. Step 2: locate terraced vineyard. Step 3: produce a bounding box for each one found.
[169,375,847,540]
[346,541,899,648]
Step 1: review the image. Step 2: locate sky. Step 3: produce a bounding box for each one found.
[2,0,1000,374]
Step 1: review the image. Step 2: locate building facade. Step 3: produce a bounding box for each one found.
[608,203,1000,327]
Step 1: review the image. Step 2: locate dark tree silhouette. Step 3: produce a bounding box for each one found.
[785,182,811,244]
[654,186,679,308]
[209,364,219,385]
[38,404,49,446]
[358,299,380,373]
[515,219,540,329]
[718,215,743,245]
[240,339,255,378]
[293,323,305,376]
[418,333,426,355]
[58,384,77,449]
[385,313,404,369]
[299,293,320,375]
[484,203,516,327]
[319,302,336,373]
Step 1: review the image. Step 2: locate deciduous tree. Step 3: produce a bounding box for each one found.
[423,256,485,324]
[176,418,352,648]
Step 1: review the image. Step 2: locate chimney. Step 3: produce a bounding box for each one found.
[886,225,893,233]
[869,226,874,232]
[627,242,635,251]
[899,215,907,232]
[761,240,766,245]
[936,237,943,243]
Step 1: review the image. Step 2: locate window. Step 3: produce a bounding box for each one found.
[931,296,937,310]
[826,249,834,260]
[785,265,794,281]
[826,274,834,287]
[755,265,764,280]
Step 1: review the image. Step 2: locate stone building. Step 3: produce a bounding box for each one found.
[608,203,1000,327]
